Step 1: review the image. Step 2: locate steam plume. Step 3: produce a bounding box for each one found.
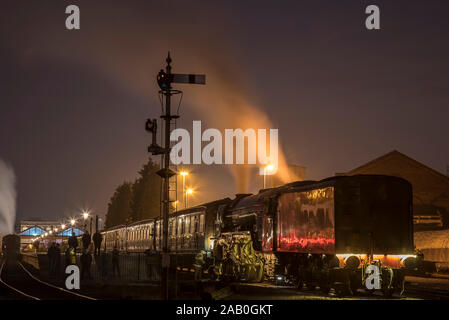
[0,159,17,235]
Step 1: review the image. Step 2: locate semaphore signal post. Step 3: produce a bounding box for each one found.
[146,52,205,300]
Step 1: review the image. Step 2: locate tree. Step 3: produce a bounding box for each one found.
[105,182,133,228]
[130,158,161,222]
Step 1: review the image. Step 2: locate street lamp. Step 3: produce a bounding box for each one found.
[180,171,189,208]
[186,188,193,208]
[263,164,274,189]
[82,211,89,232]
[61,224,66,230]
[70,219,76,226]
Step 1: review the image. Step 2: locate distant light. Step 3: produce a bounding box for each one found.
[49,230,52,234]
[186,188,193,195]
[265,164,274,171]
[61,224,66,229]
[82,211,89,220]
[180,171,189,176]
[70,219,76,226]
[54,228,58,232]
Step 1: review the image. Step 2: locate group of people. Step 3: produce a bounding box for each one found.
[47,231,105,281]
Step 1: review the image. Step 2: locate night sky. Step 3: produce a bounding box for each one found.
[1,1,448,223]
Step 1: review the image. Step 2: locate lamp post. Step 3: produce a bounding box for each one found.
[180,171,188,208]
[263,164,274,189]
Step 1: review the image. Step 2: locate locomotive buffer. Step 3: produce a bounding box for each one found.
[146,52,205,300]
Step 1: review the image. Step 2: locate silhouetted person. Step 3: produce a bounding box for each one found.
[87,246,93,278]
[68,235,78,249]
[65,247,72,267]
[82,232,91,249]
[47,243,56,277]
[93,232,103,256]
[112,246,120,278]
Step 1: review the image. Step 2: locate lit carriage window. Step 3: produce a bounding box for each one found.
[199,214,205,233]
[192,215,198,233]
[184,216,190,233]
[169,219,173,236]
[177,217,183,235]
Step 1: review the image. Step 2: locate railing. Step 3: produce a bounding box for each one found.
[41,252,163,283]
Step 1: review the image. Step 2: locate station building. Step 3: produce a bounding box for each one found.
[337,150,449,231]
[18,219,84,250]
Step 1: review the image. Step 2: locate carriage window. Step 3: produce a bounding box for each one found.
[192,215,198,233]
[185,216,191,235]
[199,214,205,233]
[169,218,176,236]
[177,217,183,235]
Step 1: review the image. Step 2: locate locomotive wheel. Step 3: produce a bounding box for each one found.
[306,282,316,291]
[334,283,350,297]
[297,279,305,290]
[335,286,348,297]
[320,284,330,294]
[364,288,375,295]
[382,286,395,297]
[349,277,360,295]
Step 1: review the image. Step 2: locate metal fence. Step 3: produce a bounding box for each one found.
[23,252,163,283]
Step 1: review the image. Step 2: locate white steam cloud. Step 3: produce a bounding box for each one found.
[0,159,17,235]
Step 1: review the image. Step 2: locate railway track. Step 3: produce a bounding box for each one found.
[0,260,97,300]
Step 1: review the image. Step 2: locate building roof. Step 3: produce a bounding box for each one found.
[19,226,46,236]
[337,150,449,185]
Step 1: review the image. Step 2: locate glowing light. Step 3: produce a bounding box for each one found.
[186,188,193,195]
[70,219,76,226]
[61,224,66,229]
[180,171,189,176]
[336,254,366,259]
[82,211,89,220]
[265,164,274,171]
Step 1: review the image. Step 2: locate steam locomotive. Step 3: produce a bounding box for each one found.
[102,174,416,296]
[1,234,21,262]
